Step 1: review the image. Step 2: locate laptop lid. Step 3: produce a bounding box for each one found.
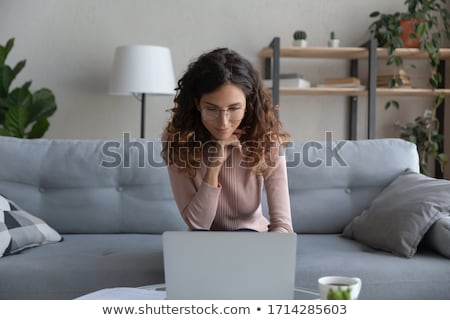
[162,231,297,300]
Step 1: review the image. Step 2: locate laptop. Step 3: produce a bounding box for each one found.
[162,231,297,300]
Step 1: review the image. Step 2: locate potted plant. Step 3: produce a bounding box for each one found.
[328,31,340,48]
[394,94,448,176]
[293,30,307,47]
[0,38,57,138]
[369,0,450,86]
[368,0,450,175]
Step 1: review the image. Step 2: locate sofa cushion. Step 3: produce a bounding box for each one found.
[0,136,186,234]
[0,234,165,299]
[342,170,450,258]
[285,138,419,233]
[295,234,450,299]
[0,194,62,257]
[0,221,11,257]
[422,214,450,258]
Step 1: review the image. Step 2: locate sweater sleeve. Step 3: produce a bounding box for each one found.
[167,165,220,230]
[264,154,294,233]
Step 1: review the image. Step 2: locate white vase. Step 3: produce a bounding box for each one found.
[293,39,307,47]
[328,39,340,48]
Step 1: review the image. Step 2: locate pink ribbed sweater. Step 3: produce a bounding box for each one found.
[167,147,293,232]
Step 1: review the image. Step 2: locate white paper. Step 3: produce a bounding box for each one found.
[75,287,166,300]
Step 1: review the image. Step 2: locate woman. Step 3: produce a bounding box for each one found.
[162,48,293,232]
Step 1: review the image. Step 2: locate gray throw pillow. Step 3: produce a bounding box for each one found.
[343,170,450,258]
[0,194,62,257]
[422,214,450,258]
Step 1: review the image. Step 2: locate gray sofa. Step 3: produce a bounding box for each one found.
[0,136,448,300]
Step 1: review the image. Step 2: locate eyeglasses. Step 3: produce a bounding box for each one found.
[201,107,245,121]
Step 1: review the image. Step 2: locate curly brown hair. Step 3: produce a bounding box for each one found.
[162,48,290,176]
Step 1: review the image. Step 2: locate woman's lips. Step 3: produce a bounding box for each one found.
[216,128,230,135]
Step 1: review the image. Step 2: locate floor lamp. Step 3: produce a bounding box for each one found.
[109,45,176,138]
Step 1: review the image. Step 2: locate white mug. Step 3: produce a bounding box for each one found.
[318,276,361,300]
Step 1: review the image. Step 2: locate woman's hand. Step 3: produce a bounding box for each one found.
[207,135,241,167]
[203,135,241,187]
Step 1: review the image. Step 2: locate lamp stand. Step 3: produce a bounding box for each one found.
[140,93,146,139]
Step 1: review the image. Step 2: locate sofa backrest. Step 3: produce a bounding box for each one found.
[0,137,419,235]
[0,136,186,234]
[285,138,419,233]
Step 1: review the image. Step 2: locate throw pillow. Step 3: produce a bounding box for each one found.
[0,194,62,257]
[343,170,450,258]
[422,214,450,258]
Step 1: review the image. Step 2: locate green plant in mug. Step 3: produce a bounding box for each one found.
[0,38,57,138]
[327,287,351,300]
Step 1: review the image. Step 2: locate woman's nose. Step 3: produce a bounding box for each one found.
[217,110,229,124]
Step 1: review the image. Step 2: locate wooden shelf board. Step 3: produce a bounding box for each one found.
[270,87,450,97]
[260,47,450,60]
[259,47,368,59]
[376,88,450,96]
[276,87,367,96]
[377,48,450,60]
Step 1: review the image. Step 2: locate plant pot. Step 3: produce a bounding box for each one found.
[328,39,340,48]
[400,19,421,48]
[293,39,307,47]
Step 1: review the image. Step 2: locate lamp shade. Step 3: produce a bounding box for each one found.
[109,45,176,95]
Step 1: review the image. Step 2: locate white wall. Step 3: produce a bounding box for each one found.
[0,0,443,147]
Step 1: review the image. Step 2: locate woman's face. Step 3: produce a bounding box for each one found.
[198,83,246,140]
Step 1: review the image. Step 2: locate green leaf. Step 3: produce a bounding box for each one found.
[394,56,403,66]
[434,93,445,108]
[327,287,351,300]
[4,38,14,55]
[384,101,391,110]
[0,95,7,109]
[0,126,11,136]
[369,11,380,18]
[0,60,25,99]
[387,47,395,57]
[4,105,29,138]
[429,76,440,88]
[0,38,14,67]
[12,60,26,79]
[28,88,57,123]
[22,80,32,91]
[388,78,396,88]
[27,118,49,138]
[416,22,426,38]
[420,163,430,176]
[437,153,449,164]
[0,65,13,98]
[7,87,32,108]
[391,100,400,109]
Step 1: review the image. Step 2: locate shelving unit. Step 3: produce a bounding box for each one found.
[260,37,450,140]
